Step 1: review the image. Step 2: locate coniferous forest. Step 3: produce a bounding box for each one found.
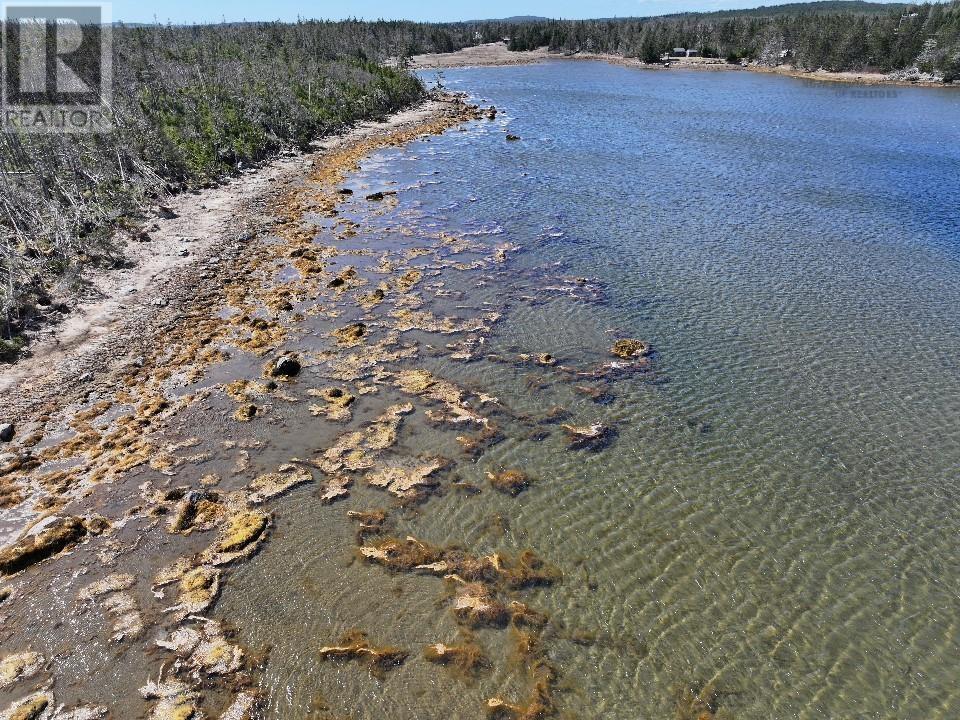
[1,2,958,353]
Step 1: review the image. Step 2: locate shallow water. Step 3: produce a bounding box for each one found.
[217,62,960,719]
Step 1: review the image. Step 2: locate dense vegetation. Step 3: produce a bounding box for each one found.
[0,22,424,356]
[496,1,960,73]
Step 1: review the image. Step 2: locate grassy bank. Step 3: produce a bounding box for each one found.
[0,22,425,359]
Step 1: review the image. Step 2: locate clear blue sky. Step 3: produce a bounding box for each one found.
[111,0,904,25]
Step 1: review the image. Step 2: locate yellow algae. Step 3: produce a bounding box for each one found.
[233,403,258,422]
[202,510,269,564]
[331,322,367,347]
[4,693,50,720]
[395,269,423,291]
[168,492,225,535]
[611,338,651,359]
[365,458,447,500]
[0,516,87,576]
[139,678,199,720]
[452,582,509,627]
[318,476,352,505]
[79,572,134,600]
[358,286,386,310]
[247,464,313,504]
[0,652,43,690]
[102,592,144,641]
[169,566,221,620]
[307,387,356,422]
[318,404,412,474]
[219,692,259,720]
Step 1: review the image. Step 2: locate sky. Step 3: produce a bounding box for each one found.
[110,0,905,25]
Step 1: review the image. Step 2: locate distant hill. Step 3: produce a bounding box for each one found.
[654,1,911,20]
[497,16,552,23]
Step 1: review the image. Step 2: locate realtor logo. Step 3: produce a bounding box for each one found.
[2,2,112,132]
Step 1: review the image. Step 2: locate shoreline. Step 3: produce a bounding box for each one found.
[0,94,470,427]
[407,42,958,90]
[0,91,501,718]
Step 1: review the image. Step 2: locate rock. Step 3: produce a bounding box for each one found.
[270,354,301,378]
[0,651,43,689]
[0,516,87,575]
[152,297,168,308]
[156,205,178,219]
[506,134,521,141]
[365,191,386,201]
[486,106,498,119]
[487,469,531,497]
[562,423,612,451]
[611,339,651,359]
[177,248,190,257]
[78,373,93,383]
[336,188,353,195]
[0,424,13,442]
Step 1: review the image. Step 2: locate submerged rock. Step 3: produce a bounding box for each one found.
[0,516,87,576]
[487,470,532,497]
[610,339,651,359]
[562,423,612,451]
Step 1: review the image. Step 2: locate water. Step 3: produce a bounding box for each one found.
[217,62,960,719]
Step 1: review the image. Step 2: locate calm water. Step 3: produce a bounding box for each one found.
[218,62,960,719]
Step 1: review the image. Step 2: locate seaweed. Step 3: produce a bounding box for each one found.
[332,322,368,346]
[451,582,509,627]
[318,629,408,677]
[423,632,490,679]
[487,469,531,497]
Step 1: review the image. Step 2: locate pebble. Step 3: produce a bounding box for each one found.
[0,423,14,442]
